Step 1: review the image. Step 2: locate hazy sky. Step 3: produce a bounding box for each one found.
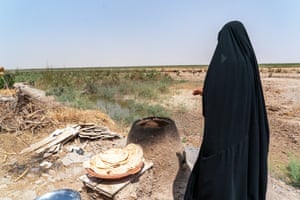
[1,0,300,68]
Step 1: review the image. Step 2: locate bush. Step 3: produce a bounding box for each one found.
[0,73,15,89]
[287,158,300,187]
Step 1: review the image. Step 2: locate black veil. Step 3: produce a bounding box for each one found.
[184,21,269,200]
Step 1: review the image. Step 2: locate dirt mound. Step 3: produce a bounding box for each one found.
[48,106,117,131]
[0,98,116,134]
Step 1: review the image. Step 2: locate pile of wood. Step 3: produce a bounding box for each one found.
[0,96,56,133]
[20,124,122,157]
[20,125,80,155]
[0,83,57,133]
[0,83,117,134]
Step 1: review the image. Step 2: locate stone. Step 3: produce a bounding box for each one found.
[0,198,12,200]
[40,161,53,169]
[20,190,36,200]
[61,152,91,166]
[0,177,11,185]
[0,184,8,189]
[71,167,84,177]
[30,167,41,173]
[34,179,45,185]
[47,184,56,191]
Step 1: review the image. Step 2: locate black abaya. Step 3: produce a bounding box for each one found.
[184,21,269,200]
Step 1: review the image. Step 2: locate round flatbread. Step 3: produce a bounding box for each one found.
[99,148,129,164]
[83,143,144,179]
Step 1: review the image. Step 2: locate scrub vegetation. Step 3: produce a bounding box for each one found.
[287,158,300,187]
[0,73,15,89]
[11,68,175,125]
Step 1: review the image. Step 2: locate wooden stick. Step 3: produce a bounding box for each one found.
[0,151,17,155]
[2,155,8,163]
[14,168,29,182]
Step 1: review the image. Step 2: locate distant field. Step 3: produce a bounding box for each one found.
[6,63,300,73]
[7,65,206,73]
[260,63,300,68]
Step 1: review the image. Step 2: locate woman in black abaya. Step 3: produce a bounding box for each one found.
[184,21,269,200]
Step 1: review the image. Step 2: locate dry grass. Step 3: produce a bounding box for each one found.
[47,106,119,132]
[0,89,16,96]
[0,89,121,134]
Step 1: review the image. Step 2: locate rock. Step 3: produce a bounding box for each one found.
[71,167,84,177]
[0,198,12,200]
[21,190,37,200]
[47,184,56,191]
[41,173,50,177]
[0,184,8,189]
[61,152,91,166]
[48,169,56,176]
[40,161,53,169]
[0,177,11,185]
[68,146,85,155]
[34,179,45,185]
[30,167,41,173]
[47,176,56,183]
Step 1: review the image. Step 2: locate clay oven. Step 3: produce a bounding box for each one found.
[127,117,185,197]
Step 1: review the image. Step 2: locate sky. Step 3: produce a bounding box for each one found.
[0,0,300,69]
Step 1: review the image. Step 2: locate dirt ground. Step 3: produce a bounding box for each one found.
[167,71,300,199]
[1,69,300,199]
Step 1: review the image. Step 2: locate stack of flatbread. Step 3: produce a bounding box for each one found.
[83,143,144,179]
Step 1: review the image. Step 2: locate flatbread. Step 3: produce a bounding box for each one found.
[99,148,129,164]
[83,143,144,178]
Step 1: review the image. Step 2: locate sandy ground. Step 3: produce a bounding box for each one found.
[167,72,300,200]
[1,70,300,199]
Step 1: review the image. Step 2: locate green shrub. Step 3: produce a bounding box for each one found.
[13,71,41,85]
[46,86,95,109]
[287,158,300,187]
[136,86,157,99]
[97,86,117,101]
[0,73,15,89]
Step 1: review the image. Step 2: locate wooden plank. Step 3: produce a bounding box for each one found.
[80,126,97,132]
[35,126,80,154]
[0,96,15,102]
[20,129,63,154]
[78,122,95,127]
[80,160,153,199]
[79,130,121,140]
[13,82,58,105]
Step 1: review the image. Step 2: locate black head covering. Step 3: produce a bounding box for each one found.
[184,21,269,200]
